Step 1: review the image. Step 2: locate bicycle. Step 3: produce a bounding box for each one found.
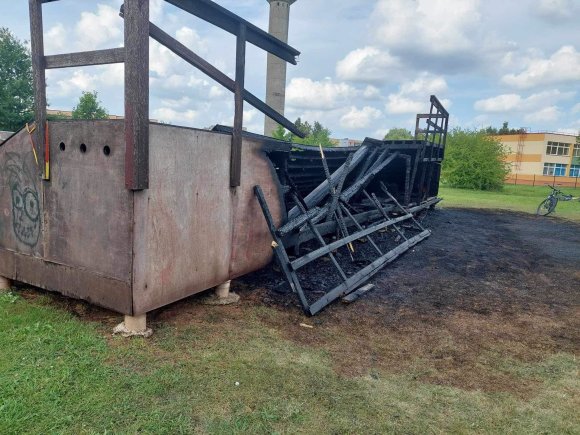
[536,185,578,216]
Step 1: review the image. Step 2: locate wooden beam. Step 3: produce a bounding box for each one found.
[230,23,246,188]
[45,48,125,69]
[164,0,300,64]
[28,0,47,179]
[144,21,304,138]
[124,0,149,190]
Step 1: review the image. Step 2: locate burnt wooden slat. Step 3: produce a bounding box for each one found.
[45,48,125,69]
[308,230,431,315]
[287,146,369,219]
[29,0,47,179]
[124,0,149,190]
[230,23,246,187]
[290,213,414,270]
[342,284,374,303]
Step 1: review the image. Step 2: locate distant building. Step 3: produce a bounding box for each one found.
[494,132,580,186]
[47,109,124,120]
[333,138,363,148]
[47,109,158,123]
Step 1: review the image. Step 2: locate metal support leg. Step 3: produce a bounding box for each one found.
[113,313,153,338]
[0,276,11,290]
[203,280,240,305]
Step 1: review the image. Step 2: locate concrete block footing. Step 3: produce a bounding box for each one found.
[113,314,153,338]
[202,280,240,305]
[0,276,11,291]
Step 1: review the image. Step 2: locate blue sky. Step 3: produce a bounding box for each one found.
[1,0,579,139]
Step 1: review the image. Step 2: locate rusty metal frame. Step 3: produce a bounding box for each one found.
[32,0,304,190]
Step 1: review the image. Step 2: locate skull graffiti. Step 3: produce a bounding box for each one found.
[3,153,41,247]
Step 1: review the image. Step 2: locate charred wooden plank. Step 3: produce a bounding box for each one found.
[287,145,369,219]
[276,207,321,237]
[308,230,431,315]
[290,213,414,270]
[342,284,374,303]
[254,186,310,311]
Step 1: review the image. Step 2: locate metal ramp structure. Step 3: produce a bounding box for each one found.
[1,1,449,322]
[253,98,449,314]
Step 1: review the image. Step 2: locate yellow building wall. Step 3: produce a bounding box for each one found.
[494,133,579,187]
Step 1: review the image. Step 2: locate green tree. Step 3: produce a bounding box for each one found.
[272,118,334,146]
[72,91,109,120]
[384,127,414,140]
[441,127,510,191]
[485,122,524,135]
[0,28,34,131]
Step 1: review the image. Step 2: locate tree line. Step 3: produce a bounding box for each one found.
[0,27,109,131]
[0,28,544,192]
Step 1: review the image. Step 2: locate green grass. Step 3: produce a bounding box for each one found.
[1,291,578,434]
[439,184,580,222]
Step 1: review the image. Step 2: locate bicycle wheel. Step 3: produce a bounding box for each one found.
[536,197,555,216]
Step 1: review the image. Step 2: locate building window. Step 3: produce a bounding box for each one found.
[546,141,570,156]
[570,165,580,178]
[573,145,580,158]
[543,163,568,176]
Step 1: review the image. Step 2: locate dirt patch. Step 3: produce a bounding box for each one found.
[235,208,580,395]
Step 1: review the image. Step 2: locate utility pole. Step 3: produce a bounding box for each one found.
[264,0,297,137]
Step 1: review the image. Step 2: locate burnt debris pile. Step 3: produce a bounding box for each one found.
[255,95,449,315]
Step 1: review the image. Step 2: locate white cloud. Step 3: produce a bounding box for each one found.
[363,85,381,99]
[175,27,207,54]
[340,106,382,130]
[44,24,67,54]
[524,106,560,123]
[243,108,259,124]
[535,0,580,22]
[474,90,575,122]
[385,95,425,115]
[372,0,481,69]
[474,94,523,112]
[572,103,580,114]
[159,97,193,109]
[385,73,449,114]
[209,85,226,98]
[502,46,580,89]
[400,75,448,96]
[75,5,123,50]
[150,0,165,23]
[47,64,125,98]
[286,77,357,110]
[336,46,400,84]
[149,41,181,77]
[153,107,199,124]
